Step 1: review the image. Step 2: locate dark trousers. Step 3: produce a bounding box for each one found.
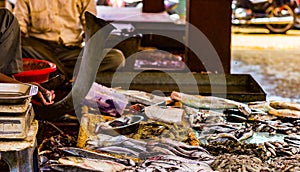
[22,36,125,80]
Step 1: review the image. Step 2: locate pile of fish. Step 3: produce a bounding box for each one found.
[57,86,300,171]
[134,155,215,172]
[212,153,300,171]
[211,154,271,172]
[38,122,77,163]
[269,154,300,171]
[86,134,214,163]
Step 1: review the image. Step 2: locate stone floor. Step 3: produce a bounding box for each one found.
[231,26,300,102]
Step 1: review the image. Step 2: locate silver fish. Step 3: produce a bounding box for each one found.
[58,156,126,172]
[237,130,254,142]
[96,146,140,157]
[171,91,251,115]
[61,147,135,166]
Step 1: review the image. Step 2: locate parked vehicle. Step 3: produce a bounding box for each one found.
[232,0,296,33]
[294,0,300,28]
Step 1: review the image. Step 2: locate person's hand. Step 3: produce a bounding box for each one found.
[29,82,55,106]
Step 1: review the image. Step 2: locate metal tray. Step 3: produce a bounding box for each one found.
[0,83,38,104]
[96,72,266,102]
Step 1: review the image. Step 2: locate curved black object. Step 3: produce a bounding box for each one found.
[34,12,115,121]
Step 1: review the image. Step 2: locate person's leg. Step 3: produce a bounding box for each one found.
[98,48,125,72]
[0,9,23,76]
[21,37,72,79]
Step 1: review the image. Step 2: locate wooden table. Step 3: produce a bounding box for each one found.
[97,6,185,48]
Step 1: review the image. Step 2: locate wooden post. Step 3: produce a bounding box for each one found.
[185,0,232,73]
[142,0,165,13]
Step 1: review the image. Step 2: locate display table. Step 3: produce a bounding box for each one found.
[0,120,38,172]
[97,6,185,48]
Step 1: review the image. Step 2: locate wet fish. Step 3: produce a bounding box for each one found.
[171,91,251,115]
[268,109,300,119]
[270,101,300,111]
[161,138,210,154]
[237,130,254,142]
[122,140,147,153]
[58,156,126,172]
[248,101,273,112]
[147,145,176,156]
[61,147,135,166]
[145,155,215,171]
[207,133,238,142]
[96,146,140,157]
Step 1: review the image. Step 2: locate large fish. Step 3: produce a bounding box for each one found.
[171,91,251,116]
[58,156,126,172]
[61,147,135,166]
[268,109,300,119]
[270,101,300,111]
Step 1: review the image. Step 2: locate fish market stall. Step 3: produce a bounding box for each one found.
[36,80,300,172]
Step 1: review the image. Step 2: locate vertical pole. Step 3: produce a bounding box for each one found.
[185,0,232,73]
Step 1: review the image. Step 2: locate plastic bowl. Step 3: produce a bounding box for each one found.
[13,58,56,84]
[97,115,144,136]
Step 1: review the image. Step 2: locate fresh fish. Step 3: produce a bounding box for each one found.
[122,140,147,153]
[147,145,176,156]
[58,156,126,172]
[145,155,215,171]
[171,91,251,115]
[207,133,238,142]
[96,146,140,157]
[154,143,194,159]
[50,164,92,172]
[116,89,170,105]
[268,109,300,119]
[161,137,210,154]
[248,101,273,112]
[270,101,300,111]
[237,130,254,142]
[61,147,135,166]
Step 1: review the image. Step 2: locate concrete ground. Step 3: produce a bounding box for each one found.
[231,26,300,102]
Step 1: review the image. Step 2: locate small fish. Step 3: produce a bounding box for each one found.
[161,137,209,154]
[207,133,238,142]
[237,130,254,142]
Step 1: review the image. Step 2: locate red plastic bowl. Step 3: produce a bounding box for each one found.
[13,58,57,83]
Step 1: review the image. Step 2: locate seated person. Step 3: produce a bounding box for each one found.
[0,8,54,105]
[14,0,125,81]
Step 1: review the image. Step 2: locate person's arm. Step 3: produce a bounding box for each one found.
[14,0,30,36]
[0,73,55,105]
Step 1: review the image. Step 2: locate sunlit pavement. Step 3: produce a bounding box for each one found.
[230,26,300,102]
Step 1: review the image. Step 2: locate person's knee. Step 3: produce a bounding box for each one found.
[108,49,126,69]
